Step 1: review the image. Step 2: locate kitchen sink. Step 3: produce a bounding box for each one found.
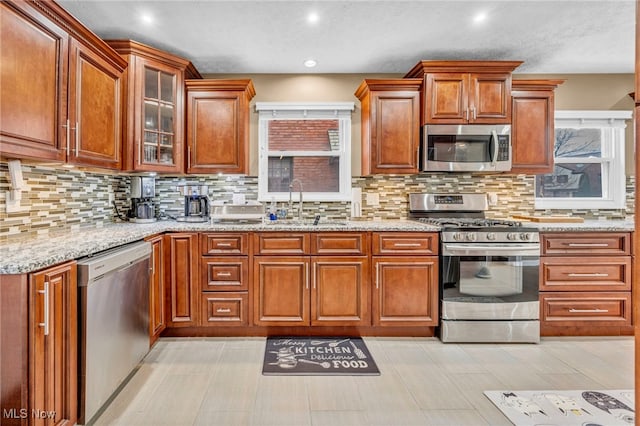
[268,219,349,227]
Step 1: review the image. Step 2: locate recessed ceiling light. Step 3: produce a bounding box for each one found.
[140,12,154,25]
[473,12,488,23]
[307,12,319,24]
[304,59,317,68]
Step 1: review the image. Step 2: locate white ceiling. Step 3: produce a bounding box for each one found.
[57,0,636,75]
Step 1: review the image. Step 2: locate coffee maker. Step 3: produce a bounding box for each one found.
[177,185,209,222]
[128,176,156,223]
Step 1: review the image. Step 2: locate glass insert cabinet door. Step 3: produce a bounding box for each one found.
[142,67,176,165]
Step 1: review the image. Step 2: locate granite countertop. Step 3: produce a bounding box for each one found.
[515,219,635,232]
[0,219,439,274]
[1,218,633,275]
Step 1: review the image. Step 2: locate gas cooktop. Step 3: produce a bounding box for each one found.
[414,217,523,228]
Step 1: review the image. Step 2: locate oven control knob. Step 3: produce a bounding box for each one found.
[520,233,531,241]
[466,233,477,242]
[486,232,496,241]
[507,232,519,241]
[453,232,465,241]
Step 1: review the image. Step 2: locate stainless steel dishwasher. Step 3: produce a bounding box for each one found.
[77,240,152,425]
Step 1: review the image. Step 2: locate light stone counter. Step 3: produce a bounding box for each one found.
[515,219,635,232]
[0,219,439,274]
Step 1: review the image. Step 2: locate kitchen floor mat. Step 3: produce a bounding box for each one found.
[262,337,380,376]
[484,389,635,425]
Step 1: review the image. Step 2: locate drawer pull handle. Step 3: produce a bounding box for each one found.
[567,273,609,277]
[216,308,231,313]
[393,243,422,247]
[38,282,50,336]
[567,243,609,247]
[568,308,609,313]
[216,243,232,247]
[216,272,232,277]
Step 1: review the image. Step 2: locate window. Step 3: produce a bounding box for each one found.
[534,110,632,210]
[256,102,354,202]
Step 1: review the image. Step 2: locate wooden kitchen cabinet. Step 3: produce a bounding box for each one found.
[371,233,439,326]
[199,233,250,327]
[355,79,422,175]
[404,61,522,125]
[1,0,126,169]
[67,38,123,169]
[107,39,201,173]
[1,0,68,162]
[253,255,310,326]
[0,261,78,426]
[185,79,256,174]
[146,235,165,345]
[540,232,633,335]
[253,232,371,327]
[510,79,564,174]
[165,233,199,327]
[29,261,78,426]
[312,256,370,326]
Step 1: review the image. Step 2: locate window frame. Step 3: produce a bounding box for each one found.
[256,102,354,202]
[534,110,632,210]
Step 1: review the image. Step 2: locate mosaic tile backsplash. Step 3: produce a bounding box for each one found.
[0,162,634,242]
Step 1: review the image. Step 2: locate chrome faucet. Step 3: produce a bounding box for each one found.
[288,179,303,221]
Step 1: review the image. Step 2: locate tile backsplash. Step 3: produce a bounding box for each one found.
[0,162,634,242]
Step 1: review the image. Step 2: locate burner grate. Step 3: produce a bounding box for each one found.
[416,217,523,228]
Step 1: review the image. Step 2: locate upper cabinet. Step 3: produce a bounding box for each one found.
[510,79,564,174]
[185,79,255,174]
[404,61,522,125]
[1,0,127,169]
[355,79,422,175]
[107,40,201,173]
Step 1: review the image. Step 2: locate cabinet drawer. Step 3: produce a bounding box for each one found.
[540,256,631,291]
[541,233,631,255]
[311,233,369,255]
[200,292,248,326]
[253,233,309,255]
[372,232,438,255]
[201,257,249,291]
[201,233,248,255]
[540,292,631,326]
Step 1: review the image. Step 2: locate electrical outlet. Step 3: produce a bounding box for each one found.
[488,192,498,206]
[366,192,380,206]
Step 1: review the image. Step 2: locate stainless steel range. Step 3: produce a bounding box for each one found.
[410,193,541,343]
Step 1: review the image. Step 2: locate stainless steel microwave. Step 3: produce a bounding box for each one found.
[421,124,511,172]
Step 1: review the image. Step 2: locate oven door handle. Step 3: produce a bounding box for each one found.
[442,244,540,256]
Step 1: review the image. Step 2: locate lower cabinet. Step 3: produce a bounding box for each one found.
[253,256,309,325]
[161,231,439,334]
[146,235,165,345]
[252,256,371,326]
[371,232,440,327]
[1,261,77,426]
[30,261,78,426]
[371,256,438,326]
[540,232,633,335]
[253,232,371,327]
[165,233,199,327]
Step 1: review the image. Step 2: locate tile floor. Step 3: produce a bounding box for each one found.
[93,336,634,426]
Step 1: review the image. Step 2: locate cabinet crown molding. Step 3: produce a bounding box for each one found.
[404,60,523,77]
[107,39,202,78]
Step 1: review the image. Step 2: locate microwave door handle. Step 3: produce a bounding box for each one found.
[491,130,499,166]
